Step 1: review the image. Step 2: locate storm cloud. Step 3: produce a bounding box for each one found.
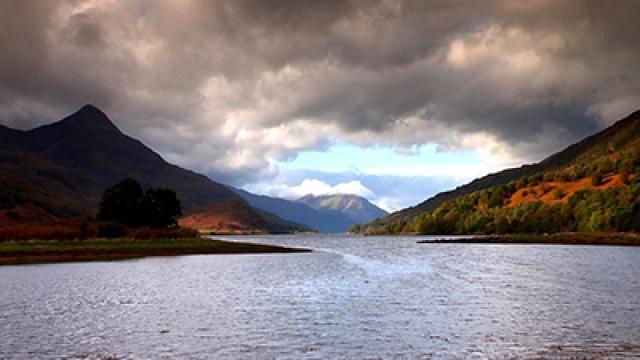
[2,0,640,187]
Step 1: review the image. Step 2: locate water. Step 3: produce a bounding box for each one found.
[1,234,640,359]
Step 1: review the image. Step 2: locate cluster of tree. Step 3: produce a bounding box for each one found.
[359,137,640,235]
[97,178,182,228]
[377,180,640,235]
[513,152,639,190]
[560,148,637,183]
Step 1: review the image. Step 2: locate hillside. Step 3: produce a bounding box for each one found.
[0,105,238,213]
[0,105,300,233]
[371,110,640,229]
[0,148,98,222]
[179,200,306,234]
[297,194,387,225]
[233,188,358,232]
[362,110,640,234]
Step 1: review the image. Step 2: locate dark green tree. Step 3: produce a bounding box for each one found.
[97,178,145,227]
[143,188,182,228]
[488,186,505,208]
[98,179,182,228]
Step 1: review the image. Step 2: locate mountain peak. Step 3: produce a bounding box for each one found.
[297,193,388,224]
[77,104,105,115]
[59,104,118,131]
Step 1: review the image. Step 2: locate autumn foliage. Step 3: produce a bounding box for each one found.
[0,220,198,242]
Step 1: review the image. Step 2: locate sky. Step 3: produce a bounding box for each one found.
[2,1,640,211]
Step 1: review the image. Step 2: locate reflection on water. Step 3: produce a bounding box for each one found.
[1,234,640,358]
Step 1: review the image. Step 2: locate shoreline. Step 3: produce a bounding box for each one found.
[417,233,640,246]
[0,238,311,266]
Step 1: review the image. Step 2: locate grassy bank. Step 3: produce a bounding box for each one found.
[417,232,640,246]
[0,238,311,266]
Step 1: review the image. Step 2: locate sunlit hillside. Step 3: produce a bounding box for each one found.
[361,110,640,234]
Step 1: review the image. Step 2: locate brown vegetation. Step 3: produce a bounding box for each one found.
[180,200,274,234]
[507,174,629,207]
[0,220,198,242]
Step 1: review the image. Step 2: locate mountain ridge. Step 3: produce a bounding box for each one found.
[363,109,640,234]
[232,188,358,233]
[372,110,640,228]
[297,194,387,226]
[0,105,302,233]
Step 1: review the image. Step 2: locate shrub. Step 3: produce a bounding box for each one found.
[0,221,98,241]
[540,184,551,195]
[516,178,529,189]
[129,226,198,239]
[98,222,128,238]
[553,188,565,200]
[592,174,603,186]
[620,163,632,185]
[558,172,573,182]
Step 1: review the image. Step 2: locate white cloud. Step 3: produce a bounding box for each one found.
[251,178,374,200]
[370,197,397,213]
[360,164,503,180]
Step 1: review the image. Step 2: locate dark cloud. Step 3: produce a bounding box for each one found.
[64,12,106,48]
[1,0,639,186]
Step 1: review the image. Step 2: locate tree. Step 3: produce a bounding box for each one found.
[620,162,632,185]
[143,188,182,228]
[97,178,145,227]
[97,179,183,228]
[488,186,505,208]
[516,177,529,189]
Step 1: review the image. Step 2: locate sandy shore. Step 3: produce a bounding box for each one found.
[0,238,310,266]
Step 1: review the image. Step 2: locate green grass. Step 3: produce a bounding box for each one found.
[0,238,310,265]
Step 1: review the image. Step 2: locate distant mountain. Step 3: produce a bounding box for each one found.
[179,200,306,234]
[297,194,387,225]
[363,109,640,235]
[232,188,355,233]
[0,105,301,233]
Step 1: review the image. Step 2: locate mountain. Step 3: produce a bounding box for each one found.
[298,194,388,225]
[232,188,356,233]
[0,105,237,212]
[0,147,98,223]
[178,200,306,234]
[0,105,301,233]
[363,109,640,234]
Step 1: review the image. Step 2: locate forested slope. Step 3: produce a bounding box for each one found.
[360,110,640,235]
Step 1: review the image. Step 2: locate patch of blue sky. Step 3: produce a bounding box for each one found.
[278,143,484,173]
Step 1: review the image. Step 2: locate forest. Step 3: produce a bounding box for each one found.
[360,148,640,235]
